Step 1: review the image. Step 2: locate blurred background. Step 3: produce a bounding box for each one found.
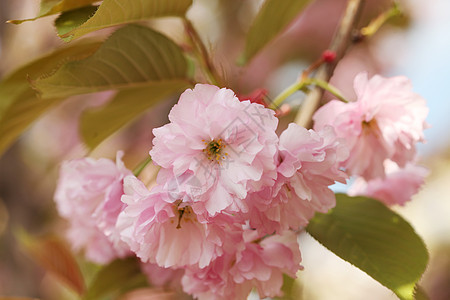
[0,0,449,299]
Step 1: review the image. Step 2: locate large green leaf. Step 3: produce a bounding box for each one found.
[17,231,85,295]
[0,92,60,157]
[55,5,99,40]
[0,296,39,300]
[81,80,190,149]
[0,41,102,156]
[0,298,40,300]
[0,40,101,114]
[241,0,312,64]
[83,257,144,300]
[8,0,99,24]
[60,0,193,41]
[306,194,428,300]
[34,25,189,99]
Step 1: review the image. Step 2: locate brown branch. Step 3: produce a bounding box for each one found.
[295,0,365,128]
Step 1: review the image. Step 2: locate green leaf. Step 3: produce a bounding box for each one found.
[34,25,189,99]
[306,194,429,300]
[275,274,303,300]
[0,40,101,113]
[17,230,85,295]
[81,80,191,149]
[8,0,99,24]
[241,0,312,64]
[0,298,40,300]
[55,5,99,40]
[60,0,193,41]
[83,257,143,300]
[0,40,102,156]
[0,92,60,157]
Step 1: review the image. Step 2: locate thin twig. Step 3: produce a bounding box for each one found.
[184,18,222,86]
[295,0,364,128]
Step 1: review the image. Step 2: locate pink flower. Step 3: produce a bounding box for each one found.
[54,152,131,264]
[154,168,250,221]
[117,175,243,269]
[181,230,302,300]
[140,262,184,289]
[246,124,348,234]
[348,160,429,206]
[230,231,302,298]
[313,72,428,180]
[66,222,119,264]
[181,254,245,300]
[150,84,278,217]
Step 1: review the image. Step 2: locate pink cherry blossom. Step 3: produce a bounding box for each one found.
[230,230,302,298]
[246,124,348,234]
[154,168,250,221]
[348,160,429,206]
[140,262,184,289]
[150,84,279,217]
[313,72,428,180]
[117,175,243,269]
[66,222,119,264]
[181,230,301,300]
[181,253,246,300]
[54,152,132,264]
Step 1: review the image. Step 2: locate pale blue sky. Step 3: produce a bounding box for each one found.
[390,0,450,155]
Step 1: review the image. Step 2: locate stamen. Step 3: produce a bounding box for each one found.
[203,138,228,164]
[175,205,194,229]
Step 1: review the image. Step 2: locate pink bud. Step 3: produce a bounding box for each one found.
[322,50,336,62]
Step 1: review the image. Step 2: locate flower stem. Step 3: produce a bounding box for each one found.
[133,156,153,177]
[269,81,304,110]
[360,2,401,37]
[269,78,348,110]
[306,78,349,103]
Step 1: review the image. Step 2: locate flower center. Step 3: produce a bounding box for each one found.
[202,138,228,164]
[362,119,382,138]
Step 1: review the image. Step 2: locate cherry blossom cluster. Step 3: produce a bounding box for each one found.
[313,73,428,204]
[54,73,428,299]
